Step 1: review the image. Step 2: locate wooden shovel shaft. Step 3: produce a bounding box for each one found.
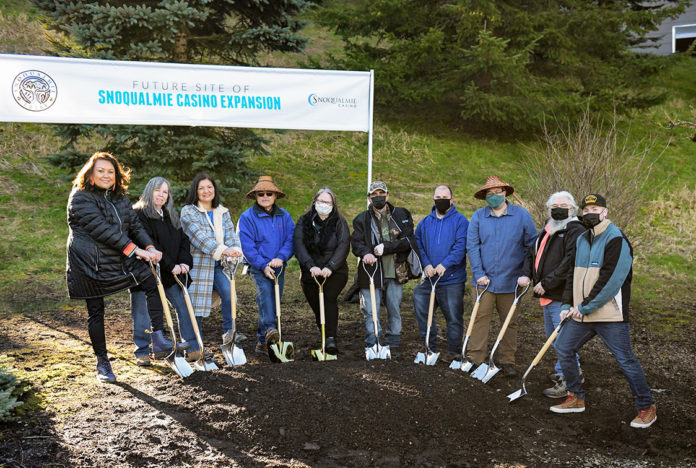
[425,287,436,348]
[369,282,379,336]
[274,283,282,338]
[465,299,481,337]
[531,319,567,367]
[231,277,237,320]
[495,303,518,342]
[151,265,175,332]
[181,284,206,354]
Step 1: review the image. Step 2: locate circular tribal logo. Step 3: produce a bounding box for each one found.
[12,70,58,112]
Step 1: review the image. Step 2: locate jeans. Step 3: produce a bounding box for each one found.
[556,320,654,409]
[412,280,464,353]
[212,262,233,334]
[543,301,580,376]
[360,278,402,347]
[250,266,285,344]
[130,283,198,358]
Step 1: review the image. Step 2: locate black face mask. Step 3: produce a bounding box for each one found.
[371,196,387,210]
[582,213,602,229]
[434,198,451,214]
[551,207,569,220]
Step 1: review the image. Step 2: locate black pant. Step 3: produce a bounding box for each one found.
[301,270,348,339]
[85,274,164,357]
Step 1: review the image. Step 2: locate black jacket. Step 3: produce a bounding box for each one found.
[521,219,585,302]
[66,187,154,299]
[135,209,193,288]
[351,203,416,289]
[293,209,350,282]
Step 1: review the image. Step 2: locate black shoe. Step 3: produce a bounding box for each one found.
[501,364,518,378]
[255,342,267,354]
[325,336,338,355]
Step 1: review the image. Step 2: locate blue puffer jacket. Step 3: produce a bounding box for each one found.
[415,205,469,285]
[238,203,295,271]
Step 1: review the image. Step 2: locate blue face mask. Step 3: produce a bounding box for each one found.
[486,194,506,209]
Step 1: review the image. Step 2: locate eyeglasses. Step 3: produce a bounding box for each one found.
[256,191,275,197]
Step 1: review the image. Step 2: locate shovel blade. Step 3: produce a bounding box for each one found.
[425,351,440,366]
[449,359,462,370]
[194,358,219,371]
[311,349,338,361]
[480,365,500,384]
[164,353,194,379]
[471,362,489,380]
[270,341,294,363]
[221,343,247,366]
[365,343,391,360]
[460,359,475,373]
[414,352,426,364]
[507,387,527,403]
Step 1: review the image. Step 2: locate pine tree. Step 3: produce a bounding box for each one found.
[34,0,310,203]
[318,0,689,134]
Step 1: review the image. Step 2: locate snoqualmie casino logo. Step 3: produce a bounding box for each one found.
[12,70,58,112]
[308,93,357,108]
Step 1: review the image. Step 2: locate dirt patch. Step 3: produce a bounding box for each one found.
[1,279,695,467]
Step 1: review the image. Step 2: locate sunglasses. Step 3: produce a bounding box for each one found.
[256,191,275,197]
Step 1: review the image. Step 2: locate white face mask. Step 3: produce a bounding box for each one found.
[315,202,333,216]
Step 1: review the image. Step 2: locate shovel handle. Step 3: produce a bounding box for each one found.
[150,262,175,332]
[530,316,570,367]
[231,277,237,321]
[369,282,379,333]
[173,274,206,354]
[495,303,518,343]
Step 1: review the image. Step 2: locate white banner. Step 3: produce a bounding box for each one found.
[0,54,371,132]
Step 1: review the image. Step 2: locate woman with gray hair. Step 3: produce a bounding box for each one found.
[131,177,198,365]
[293,187,350,354]
[518,190,585,398]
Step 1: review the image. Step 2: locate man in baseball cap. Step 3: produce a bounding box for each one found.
[550,193,656,429]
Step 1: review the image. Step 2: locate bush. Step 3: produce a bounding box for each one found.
[522,109,662,233]
[0,367,30,423]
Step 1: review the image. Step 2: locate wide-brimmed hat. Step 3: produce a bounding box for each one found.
[246,176,286,199]
[474,175,515,200]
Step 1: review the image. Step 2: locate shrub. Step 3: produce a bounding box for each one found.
[0,367,30,423]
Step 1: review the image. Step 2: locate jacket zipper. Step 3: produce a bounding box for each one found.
[105,191,129,276]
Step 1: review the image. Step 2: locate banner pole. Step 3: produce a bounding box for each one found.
[367,69,375,204]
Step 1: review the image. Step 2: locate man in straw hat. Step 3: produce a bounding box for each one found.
[466,175,537,376]
[550,194,656,429]
[350,181,417,357]
[238,176,295,354]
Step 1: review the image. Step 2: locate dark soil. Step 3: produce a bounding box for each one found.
[1,277,695,467]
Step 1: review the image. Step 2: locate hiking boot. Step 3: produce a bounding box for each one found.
[223,330,249,345]
[445,352,462,364]
[325,336,338,355]
[255,342,267,354]
[630,404,657,428]
[135,355,151,367]
[550,392,585,413]
[235,332,248,343]
[185,349,202,362]
[501,365,518,378]
[151,330,175,358]
[265,329,280,346]
[543,378,567,399]
[96,355,116,383]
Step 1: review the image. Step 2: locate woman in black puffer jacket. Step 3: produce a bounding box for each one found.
[293,187,350,354]
[66,152,173,383]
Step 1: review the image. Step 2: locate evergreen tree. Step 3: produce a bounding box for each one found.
[318,0,688,134]
[34,0,310,203]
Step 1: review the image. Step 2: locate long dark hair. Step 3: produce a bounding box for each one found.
[72,152,130,196]
[184,172,220,208]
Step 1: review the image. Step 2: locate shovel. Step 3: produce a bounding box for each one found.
[363,262,390,360]
[220,258,247,366]
[173,273,219,371]
[311,275,337,362]
[507,316,571,403]
[148,262,194,378]
[471,283,530,383]
[269,264,294,363]
[450,282,489,371]
[414,274,441,365]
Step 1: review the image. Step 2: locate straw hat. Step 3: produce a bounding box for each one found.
[245,176,286,199]
[474,175,514,200]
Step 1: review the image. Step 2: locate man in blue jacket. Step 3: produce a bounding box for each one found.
[413,185,469,361]
[550,194,656,429]
[466,176,537,376]
[238,176,295,354]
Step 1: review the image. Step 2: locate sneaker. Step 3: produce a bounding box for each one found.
[630,404,657,428]
[255,342,267,354]
[222,330,234,346]
[543,378,567,399]
[265,329,280,346]
[501,365,518,378]
[135,355,151,367]
[549,372,562,384]
[325,336,338,355]
[550,392,585,413]
[96,355,116,383]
